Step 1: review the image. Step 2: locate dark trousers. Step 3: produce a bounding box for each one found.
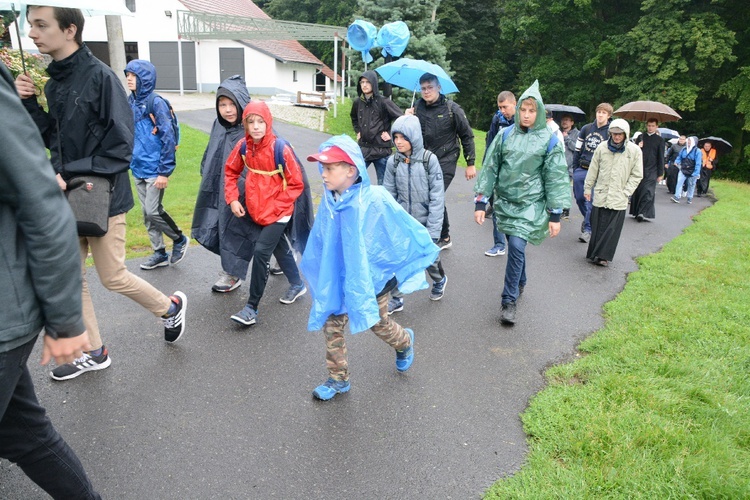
[572,167,593,233]
[247,221,303,309]
[440,165,456,240]
[0,336,100,499]
[502,235,527,305]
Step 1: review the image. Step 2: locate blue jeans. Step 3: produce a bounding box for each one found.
[572,168,593,233]
[369,156,389,185]
[491,211,507,248]
[674,171,697,201]
[502,235,527,304]
[0,336,100,499]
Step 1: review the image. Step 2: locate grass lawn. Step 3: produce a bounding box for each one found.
[485,180,750,498]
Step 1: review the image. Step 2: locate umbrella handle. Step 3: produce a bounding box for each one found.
[10,4,28,75]
[411,87,416,108]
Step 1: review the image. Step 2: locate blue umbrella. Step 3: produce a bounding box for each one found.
[375,58,458,106]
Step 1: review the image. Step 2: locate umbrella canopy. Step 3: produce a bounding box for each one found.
[658,127,680,141]
[375,58,459,94]
[613,100,681,122]
[545,104,586,122]
[698,136,732,155]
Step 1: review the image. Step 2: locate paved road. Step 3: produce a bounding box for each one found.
[1,107,711,498]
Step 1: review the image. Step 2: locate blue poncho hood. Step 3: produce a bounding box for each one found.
[300,135,439,333]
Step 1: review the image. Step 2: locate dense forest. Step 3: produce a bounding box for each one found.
[257,0,750,181]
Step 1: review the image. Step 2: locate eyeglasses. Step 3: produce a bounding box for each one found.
[420,85,437,92]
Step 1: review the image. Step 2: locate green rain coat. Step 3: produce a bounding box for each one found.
[474,81,570,245]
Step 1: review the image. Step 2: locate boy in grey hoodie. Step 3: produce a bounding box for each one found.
[383,115,447,313]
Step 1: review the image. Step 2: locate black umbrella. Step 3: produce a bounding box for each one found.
[698,136,732,155]
[545,104,586,122]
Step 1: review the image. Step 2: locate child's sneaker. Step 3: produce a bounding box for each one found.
[170,235,190,265]
[212,272,242,293]
[437,237,452,250]
[430,275,447,301]
[279,283,307,304]
[485,244,506,257]
[387,296,404,315]
[231,305,257,326]
[313,378,351,401]
[50,346,111,381]
[140,251,169,270]
[162,291,187,342]
[395,328,415,372]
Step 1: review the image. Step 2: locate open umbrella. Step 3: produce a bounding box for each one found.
[375,58,458,107]
[698,136,732,155]
[3,0,133,73]
[658,127,680,141]
[545,104,586,122]
[613,100,681,122]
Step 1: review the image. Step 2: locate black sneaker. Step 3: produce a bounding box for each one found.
[170,235,189,265]
[437,238,453,251]
[140,251,169,270]
[162,291,187,343]
[501,302,517,325]
[50,346,112,381]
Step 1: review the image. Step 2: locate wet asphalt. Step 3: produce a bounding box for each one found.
[1,107,711,499]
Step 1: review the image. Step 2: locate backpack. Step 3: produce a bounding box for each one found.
[146,93,180,149]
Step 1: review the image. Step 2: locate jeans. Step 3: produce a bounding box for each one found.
[134,177,183,252]
[0,337,100,499]
[247,221,303,310]
[369,156,389,186]
[491,211,507,248]
[502,235,527,304]
[572,167,593,233]
[674,171,697,201]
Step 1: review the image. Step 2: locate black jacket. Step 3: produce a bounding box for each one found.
[350,70,402,162]
[0,62,85,352]
[414,95,475,170]
[572,120,610,169]
[22,44,135,217]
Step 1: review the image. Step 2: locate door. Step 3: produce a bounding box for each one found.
[220,48,245,83]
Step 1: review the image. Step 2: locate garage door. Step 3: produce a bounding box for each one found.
[149,41,197,91]
[220,48,245,83]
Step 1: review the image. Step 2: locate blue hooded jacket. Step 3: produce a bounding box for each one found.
[300,135,440,333]
[125,59,176,178]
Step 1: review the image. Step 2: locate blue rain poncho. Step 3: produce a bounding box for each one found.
[300,135,440,333]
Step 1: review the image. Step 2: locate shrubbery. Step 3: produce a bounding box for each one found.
[0,21,49,108]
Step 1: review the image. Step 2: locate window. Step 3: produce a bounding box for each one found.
[293,70,298,82]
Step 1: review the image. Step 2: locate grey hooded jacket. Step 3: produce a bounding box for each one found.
[383,115,445,240]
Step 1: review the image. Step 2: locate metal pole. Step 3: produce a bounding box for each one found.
[340,39,345,102]
[10,4,27,74]
[333,33,338,118]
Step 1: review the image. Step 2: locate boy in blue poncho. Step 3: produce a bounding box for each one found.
[301,135,440,401]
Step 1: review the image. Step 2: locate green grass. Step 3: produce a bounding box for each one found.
[485,180,750,498]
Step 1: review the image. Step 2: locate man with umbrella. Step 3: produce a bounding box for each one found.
[630,118,665,221]
[407,72,476,250]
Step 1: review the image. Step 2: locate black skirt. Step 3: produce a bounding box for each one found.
[587,206,626,262]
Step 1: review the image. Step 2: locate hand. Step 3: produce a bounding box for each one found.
[380,131,391,141]
[656,176,663,183]
[549,221,561,238]
[230,200,246,217]
[405,107,415,116]
[465,165,476,180]
[41,333,91,366]
[356,132,361,141]
[584,193,591,202]
[154,175,169,189]
[474,210,486,225]
[15,73,36,99]
[56,173,67,191]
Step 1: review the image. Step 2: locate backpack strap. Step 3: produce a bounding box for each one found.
[146,93,159,135]
[547,134,559,154]
[240,138,288,190]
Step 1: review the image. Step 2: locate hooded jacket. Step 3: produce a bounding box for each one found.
[191,75,256,277]
[583,118,643,211]
[350,70,403,162]
[415,94,476,171]
[300,135,439,333]
[383,115,445,239]
[22,44,135,217]
[125,59,177,179]
[224,101,304,226]
[473,81,570,245]
[676,137,703,177]
[1,62,85,352]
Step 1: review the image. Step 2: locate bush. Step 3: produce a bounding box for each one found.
[0,21,49,108]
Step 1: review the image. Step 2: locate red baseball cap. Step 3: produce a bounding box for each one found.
[307,145,355,166]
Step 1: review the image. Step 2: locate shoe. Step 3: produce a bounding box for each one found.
[387,296,404,315]
[430,275,447,301]
[437,237,452,250]
[313,378,351,401]
[519,283,525,295]
[485,244,507,257]
[636,214,645,222]
[212,272,242,293]
[501,302,517,325]
[595,259,609,267]
[671,196,680,204]
[484,204,494,217]
[687,199,692,205]
[562,208,570,221]
[280,283,307,304]
[140,251,169,270]
[231,305,257,326]
[580,221,586,232]
[50,346,111,381]
[270,266,284,275]
[579,231,591,243]
[395,328,415,372]
[162,291,187,342]
[170,235,189,265]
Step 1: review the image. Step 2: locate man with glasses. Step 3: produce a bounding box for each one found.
[407,73,476,250]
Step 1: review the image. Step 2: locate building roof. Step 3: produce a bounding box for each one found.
[320,65,342,83]
[178,0,325,66]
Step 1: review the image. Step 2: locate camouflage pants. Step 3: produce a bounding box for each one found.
[323,293,411,382]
